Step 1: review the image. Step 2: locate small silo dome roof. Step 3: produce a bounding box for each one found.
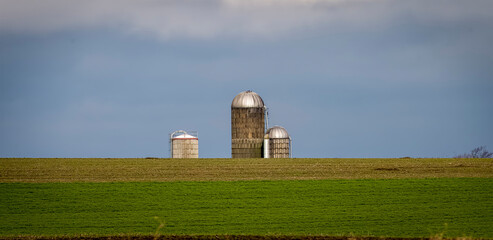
[267,126,289,139]
[231,90,265,108]
[173,133,198,139]
[171,130,198,140]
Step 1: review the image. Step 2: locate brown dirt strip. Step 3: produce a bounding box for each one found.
[1,158,492,182]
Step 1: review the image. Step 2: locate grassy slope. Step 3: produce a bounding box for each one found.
[1,158,492,182]
[1,179,492,238]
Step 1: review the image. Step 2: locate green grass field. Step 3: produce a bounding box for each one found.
[1,158,492,239]
[2,179,493,238]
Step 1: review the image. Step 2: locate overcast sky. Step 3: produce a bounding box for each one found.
[1,0,492,158]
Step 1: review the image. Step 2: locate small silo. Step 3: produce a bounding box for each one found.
[231,90,266,158]
[170,130,198,158]
[264,126,291,158]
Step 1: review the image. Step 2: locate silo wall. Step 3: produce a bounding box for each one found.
[172,139,199,158]
[269,138,290,158]
[231,107,265,158]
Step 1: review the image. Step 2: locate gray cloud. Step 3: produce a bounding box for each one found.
[1,0,492,40]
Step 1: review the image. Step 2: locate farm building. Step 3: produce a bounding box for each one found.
[231,90,266,158]
[170,130,198,158]
[264,126,291,158]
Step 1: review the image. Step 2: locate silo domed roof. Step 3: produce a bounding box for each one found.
[172,133,198,140]
[231,90,265,108]
[171,130,198,140]
[266,126,289,139]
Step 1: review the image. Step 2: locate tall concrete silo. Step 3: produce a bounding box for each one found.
[231,90,265,158]
[170,130,198,158]
[264,126,291,158]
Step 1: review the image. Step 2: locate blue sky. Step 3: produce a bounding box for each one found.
[1,0,492,158]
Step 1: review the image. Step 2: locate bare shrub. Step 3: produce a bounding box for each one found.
[455,146,493,158]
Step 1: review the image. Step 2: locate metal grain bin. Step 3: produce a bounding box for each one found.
[264,126,291,158]
[170,130,198,158]
[231,90,265,158]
